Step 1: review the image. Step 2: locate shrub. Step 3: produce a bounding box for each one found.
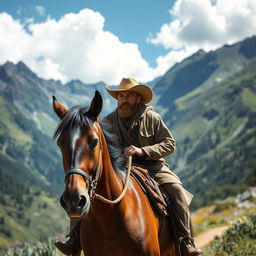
[2,239,63,256]
[204,212,256,256]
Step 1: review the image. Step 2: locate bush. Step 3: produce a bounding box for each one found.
[204,212,256,255]
[213,200,236,213]
[2,239,63,256]
[0,217,5,224]
[0,227,12,237]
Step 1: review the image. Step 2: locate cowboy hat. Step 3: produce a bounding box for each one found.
[106,78,153,104]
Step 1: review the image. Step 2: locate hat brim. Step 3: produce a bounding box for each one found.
[106,85,153,104]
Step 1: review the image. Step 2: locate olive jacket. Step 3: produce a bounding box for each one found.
[103,105,193,204]
[103,105,175,164]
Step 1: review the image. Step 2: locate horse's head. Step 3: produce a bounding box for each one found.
[53,91,103,219]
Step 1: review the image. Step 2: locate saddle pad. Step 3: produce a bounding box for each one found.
[131,166,168,216]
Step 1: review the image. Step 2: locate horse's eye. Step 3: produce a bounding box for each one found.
[90,139,98,150]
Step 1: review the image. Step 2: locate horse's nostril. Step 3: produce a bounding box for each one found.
[78,195,87,208]
[60,195,67,209]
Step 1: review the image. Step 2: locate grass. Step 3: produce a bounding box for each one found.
[2,239,63,256]
[242,87,256,110]
[191,196,256,236]
[202,211,256,256]
[0,96,32,144]
[33,112,56,137]
[0,192,69,249]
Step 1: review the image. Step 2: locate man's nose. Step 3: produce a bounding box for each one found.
[120,98,128,104]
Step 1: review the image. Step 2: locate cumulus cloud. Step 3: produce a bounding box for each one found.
[1,2,255,85]
[35,6,45,16]
[0,9,161,84]
[148,0,256,52]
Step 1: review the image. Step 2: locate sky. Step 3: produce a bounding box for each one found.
[0,0,256,85]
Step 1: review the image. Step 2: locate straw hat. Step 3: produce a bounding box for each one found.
[106,78,153,104]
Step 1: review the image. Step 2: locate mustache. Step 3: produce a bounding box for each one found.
[119,103,131,108]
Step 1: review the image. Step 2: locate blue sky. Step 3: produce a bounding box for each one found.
[0,0,255,84]
[1,0,174,66]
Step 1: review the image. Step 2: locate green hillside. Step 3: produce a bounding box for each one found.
[154,35,256,112]
[0,61,118,249]
[0,35,255,249]
[0,95,68,248]
[165,59,256,209]
[0,187,68,248]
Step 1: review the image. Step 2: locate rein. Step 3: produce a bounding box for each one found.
[65,134,132,205]
[93,155,132,204]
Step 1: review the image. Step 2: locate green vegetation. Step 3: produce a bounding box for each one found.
[0,96,32,144]
[165,59,256,209]
[0,189,69,248]
[0,36,256,251]
[203,212,256,256]
[191,195,252,235]
[2,239,62,256]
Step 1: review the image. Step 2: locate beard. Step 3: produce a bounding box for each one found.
[118,103,138,119]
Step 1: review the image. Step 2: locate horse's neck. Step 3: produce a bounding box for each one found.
[96,134,123,201]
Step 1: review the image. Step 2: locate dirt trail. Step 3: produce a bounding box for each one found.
[194,226,228,248]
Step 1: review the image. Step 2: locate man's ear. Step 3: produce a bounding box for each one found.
[52,95,68,119]
[88,90,103,121]
[137,94,142,103]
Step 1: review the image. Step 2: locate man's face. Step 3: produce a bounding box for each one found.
[117,91,141,118]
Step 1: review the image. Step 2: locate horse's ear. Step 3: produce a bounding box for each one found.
[52,95,68,119]
[88,90,102,121]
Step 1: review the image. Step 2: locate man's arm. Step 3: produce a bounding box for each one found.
[141,113,175,159]
[123,145,145,157]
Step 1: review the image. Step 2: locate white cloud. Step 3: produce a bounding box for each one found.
[35,6,45,16]
[145,0,256,77]
[148,0,256,52]
[1,2,255,86]
[0,9,162,84]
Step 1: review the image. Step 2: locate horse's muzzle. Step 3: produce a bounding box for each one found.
[60,191,90,218]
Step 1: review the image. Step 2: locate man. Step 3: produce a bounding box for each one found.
[55,78,202,256]
[104,78,202,256]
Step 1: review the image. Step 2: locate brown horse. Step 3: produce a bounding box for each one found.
[52,91,177,256]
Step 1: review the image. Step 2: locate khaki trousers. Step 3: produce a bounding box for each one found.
[142,162,193,236]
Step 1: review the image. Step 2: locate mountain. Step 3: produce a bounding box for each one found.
[0,35,255,247]
[154,35,256,114]
[0,61,117,247]
[0,61,116,136]
[155,36,256,209]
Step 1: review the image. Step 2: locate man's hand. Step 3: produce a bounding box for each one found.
[123,145,145,157]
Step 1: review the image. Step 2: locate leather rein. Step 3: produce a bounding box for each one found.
[64,134,132,205]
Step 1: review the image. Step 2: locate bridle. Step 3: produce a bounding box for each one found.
[64,134,102,199]
[64,127,132,204]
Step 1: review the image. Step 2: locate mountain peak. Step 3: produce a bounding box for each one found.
[16,61,38,78]
[2,61,16,71]
[239,35,256,59]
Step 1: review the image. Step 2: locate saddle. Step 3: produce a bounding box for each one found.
[131,166,168,216]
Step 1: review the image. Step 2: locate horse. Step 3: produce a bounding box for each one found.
[52,91,177,256]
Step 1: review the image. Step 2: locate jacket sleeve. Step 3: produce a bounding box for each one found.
[140,112,175,159]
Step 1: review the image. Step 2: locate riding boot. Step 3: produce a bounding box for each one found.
[179,236,203,256]
[161,183,202,256]
[54,219,82,256]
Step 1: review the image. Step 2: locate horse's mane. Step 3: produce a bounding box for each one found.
[99,118,125,171]
[53,106,125,171]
